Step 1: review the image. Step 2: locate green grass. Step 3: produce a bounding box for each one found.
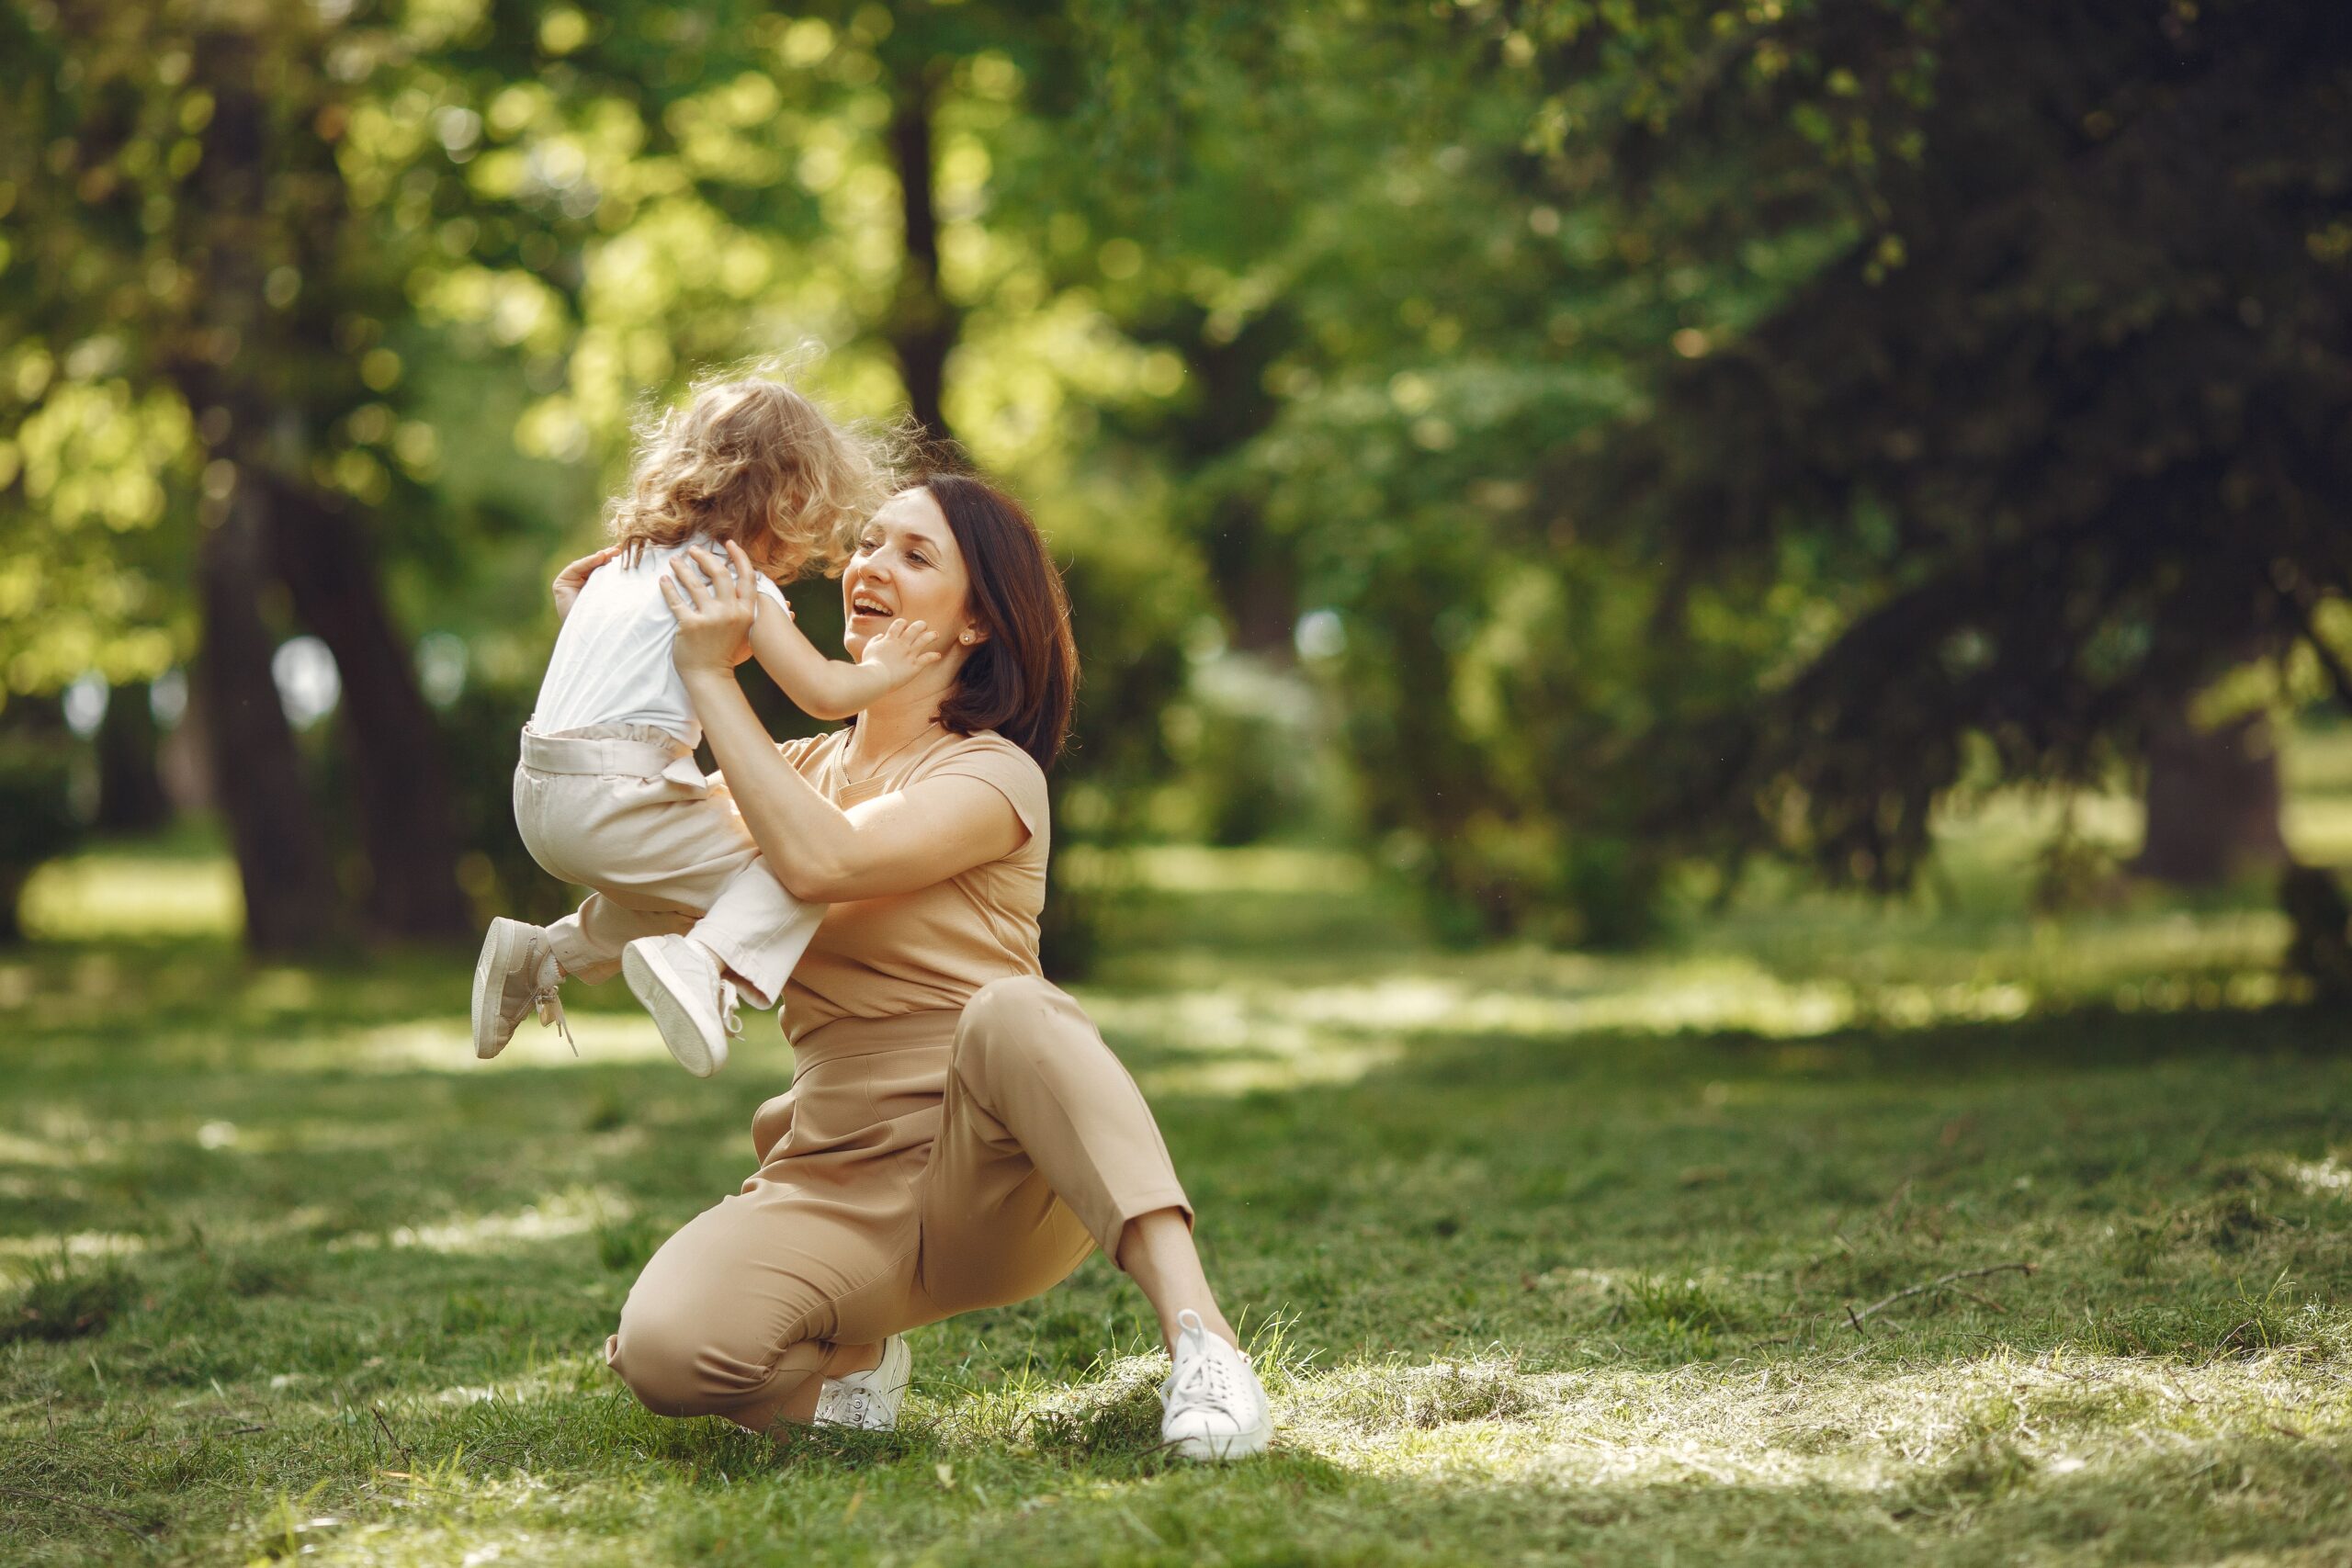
[6,766,2352,1563]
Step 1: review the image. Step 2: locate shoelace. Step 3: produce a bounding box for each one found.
[718,977,743,1038]
[1161,1314,1246,1416]
[531,963,577,1056]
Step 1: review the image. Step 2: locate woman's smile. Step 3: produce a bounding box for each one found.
[842,486,967,659]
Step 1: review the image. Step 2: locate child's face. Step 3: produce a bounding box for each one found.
[842,487,974,663]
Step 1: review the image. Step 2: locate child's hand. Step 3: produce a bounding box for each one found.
[856,617,947,687]
[551,545,621,621]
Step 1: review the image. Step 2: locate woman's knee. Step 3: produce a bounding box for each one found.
[606,1221,824,1417]
[605,1300,723,1416]
[959,974,1058,1042]
[955,975,1063,1085]
[608,1289,808,1418]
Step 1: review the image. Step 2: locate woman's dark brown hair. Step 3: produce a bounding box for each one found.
[920,472,1078,772]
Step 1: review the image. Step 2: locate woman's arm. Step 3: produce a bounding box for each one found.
[551,545,621,620]
[663,545,1026,902]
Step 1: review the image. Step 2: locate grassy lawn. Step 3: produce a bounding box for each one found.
[6,745,2352,1565]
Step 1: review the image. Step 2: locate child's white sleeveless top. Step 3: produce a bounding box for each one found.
[530,539,791,748]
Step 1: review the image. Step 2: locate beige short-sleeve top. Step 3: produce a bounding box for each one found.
[775,725,1050,1043]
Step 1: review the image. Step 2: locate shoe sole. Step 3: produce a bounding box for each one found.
[622,942,728,1078]
[1168,1416,1272,1461]
[471,919,528,1060]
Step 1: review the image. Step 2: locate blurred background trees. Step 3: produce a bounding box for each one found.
[3,0,2347,982]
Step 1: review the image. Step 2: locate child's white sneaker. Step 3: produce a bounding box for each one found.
[1159,1310,1272,1461]
[621,934,741,1077]
[471,918,572,1059]
[812,1335,910,1430]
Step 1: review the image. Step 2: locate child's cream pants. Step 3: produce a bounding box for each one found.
[514,724,821,1010]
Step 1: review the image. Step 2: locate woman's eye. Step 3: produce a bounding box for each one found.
[908,553,928,567]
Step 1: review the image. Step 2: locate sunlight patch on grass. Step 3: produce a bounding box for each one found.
[1077,932,2315,1100]
[1269,1346,2352,1496]
[255,1015,681,1076]
[1085,991,1404,1095]
[19,851,242,940]
[1145,1035,1405,1097]
[0,1128,94,1168]
[1255,964,1893,1040]
[0,1229,153,1268]
[322,1187,633,1257]
[1101,958,2038,1071]
[2279,1156,2352,1197]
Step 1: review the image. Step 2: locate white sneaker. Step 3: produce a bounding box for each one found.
[1159,1310,1272,1461]
[471,918,572,1059]
[812,1335,910,1430]
[621,935,741,1077]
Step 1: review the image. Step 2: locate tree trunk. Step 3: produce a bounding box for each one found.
[2280,863,2352,1001]
[266,479,473,942]
[178,26,347,955]
[2132,702,2290,886]
[196,481,349,954]
[888,62,959,446]
[94,681,172,834]
[0,694,81,945]
[1201,496,1303,657]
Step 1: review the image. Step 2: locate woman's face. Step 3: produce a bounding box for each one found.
[842,487,977,664]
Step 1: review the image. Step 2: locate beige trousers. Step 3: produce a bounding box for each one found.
[513,725,822,1010]
[605,975,1193,1422]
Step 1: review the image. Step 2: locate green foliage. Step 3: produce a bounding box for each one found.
[7,0,2346,957]
[1561,0,2352,897]
[1050,0,2352,943]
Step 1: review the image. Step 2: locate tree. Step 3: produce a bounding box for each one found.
[4,5,478,947]
[3,0,810,948]
[1559,0,2352,933]
[1061,0,2352,957]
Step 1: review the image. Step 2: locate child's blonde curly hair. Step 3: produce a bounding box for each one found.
[607,371,904,581]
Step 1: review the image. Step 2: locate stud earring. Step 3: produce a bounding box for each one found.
[959,631,974,644]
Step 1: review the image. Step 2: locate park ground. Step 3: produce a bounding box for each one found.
[5,738,2352,1566]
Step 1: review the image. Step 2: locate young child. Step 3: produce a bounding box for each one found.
[471,376,939,1077]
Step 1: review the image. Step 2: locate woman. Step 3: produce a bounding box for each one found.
[592,472,1271,1460]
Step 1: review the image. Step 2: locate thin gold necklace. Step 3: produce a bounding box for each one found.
[843,716,942,786]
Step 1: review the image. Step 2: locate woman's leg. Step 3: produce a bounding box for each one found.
[1119,1209,1238,1350]
[922,976,1272,1460]
[918,976,1242,1350]
[605,1172,910,1436]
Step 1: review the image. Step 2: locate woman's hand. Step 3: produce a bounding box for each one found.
[551,545,621,621]
[661,542,759,673]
